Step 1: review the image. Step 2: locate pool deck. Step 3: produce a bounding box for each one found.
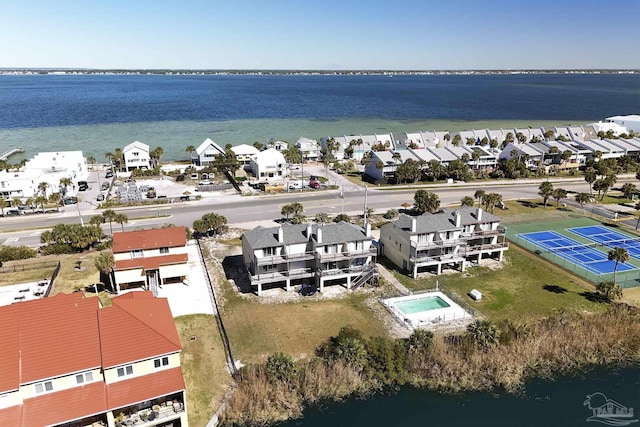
[383,291,472,329]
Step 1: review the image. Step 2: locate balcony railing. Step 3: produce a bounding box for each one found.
[251,267,315,284]
[318,264,366,277]
[410,252,466,264]
[464,241,509,254]
[460,229,505,238]
[411,238,467,250]
[255,251,315,266]
[316,247,377,262]
[114,398,184,427]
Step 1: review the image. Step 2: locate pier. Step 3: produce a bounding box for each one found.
[0,147,24,162]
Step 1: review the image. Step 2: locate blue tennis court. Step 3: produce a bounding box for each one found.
[568,225,640,260]
[517,230,637,275]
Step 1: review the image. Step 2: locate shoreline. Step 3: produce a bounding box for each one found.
[0,117,600,163]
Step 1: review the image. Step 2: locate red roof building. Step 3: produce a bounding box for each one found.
[112,227,190,294]
[0,292,188,427]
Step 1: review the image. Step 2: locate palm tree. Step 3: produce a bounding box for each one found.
[414,189,440,214]
[185,145,196,162]
[622,183,637,199]
[595,281,623,302]
[114,213,128,232]
[102,209,117,234]
[48,193,61,212]
[552,188,567,207]
[24,197,35,214]
[34,195,47,211]
[467,320,500,349]
[461,196,475,207]
[0,198,6,216]
[608,247,629,285]
[94,252,116,293]
[59,177,72,197]
[37,182,49,198]
[538,181,554,207]
[584,167,597,194]
[636,201,640,230]
[89,215,105,226]
[150,146,164,168]
[87,156,96,170]
[474,190,486,208]
[575,192,591,214]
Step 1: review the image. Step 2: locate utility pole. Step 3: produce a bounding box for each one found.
[363,184,368,229]
[76,200,84,226]
[340,186,344,213]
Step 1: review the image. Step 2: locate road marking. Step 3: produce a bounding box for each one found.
[30,231,42,236]
[5,237,19,243]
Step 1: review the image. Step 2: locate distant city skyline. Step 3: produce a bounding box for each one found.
[2,0,639,70]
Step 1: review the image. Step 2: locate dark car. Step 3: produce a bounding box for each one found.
[105,171,113,178]
[63,197,78,205]
[309,180,320,189]
[176,174,185,182]
[101,182,110,190]
[96,194,105,201]
[78,181,88,191]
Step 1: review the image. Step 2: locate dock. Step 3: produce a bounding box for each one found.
[0,147,24,162]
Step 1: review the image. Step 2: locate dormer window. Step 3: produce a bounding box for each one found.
[131,249,143,258]
[35,381,53,394]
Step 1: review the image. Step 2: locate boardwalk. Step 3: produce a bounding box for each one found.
[0,147,24,162]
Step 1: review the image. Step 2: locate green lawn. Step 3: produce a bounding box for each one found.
[220,288,388,363]
[385,245,607,321]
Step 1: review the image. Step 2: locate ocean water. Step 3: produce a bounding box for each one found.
[0,73,638,161]
[278,365,640,427]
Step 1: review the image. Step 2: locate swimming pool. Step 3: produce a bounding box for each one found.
[395,296,450,314]
[383,291,472,328]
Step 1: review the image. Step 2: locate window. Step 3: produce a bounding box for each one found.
[131,249,143,258]
[159,247,169,254]
[76,371,94,384]
[263,247,276,256]
[35,381,53,394]
[117,365,134,377]
[154,356,169,368]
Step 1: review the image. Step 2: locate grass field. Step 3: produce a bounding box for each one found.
[220,289,388,363]
[386,245,608,321]
[175,314,232,427]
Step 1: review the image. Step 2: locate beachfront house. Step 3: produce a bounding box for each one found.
[295,137,321,162]
[195,138,225,166]
[123,141,150,171]
[231,144,260,165]
[379,207,508,278]
[242,222,377,295]
[250,148,288,181]
[363,150,419,183]
[267,139,289,152]
[0,151,88,201]
[605,115,640,133]
[499,142,545,168]
[112,227,189,294]
[0,291,188,427]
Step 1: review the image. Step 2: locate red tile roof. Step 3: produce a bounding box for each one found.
[112,227,186,253]
[99,293,181,368]
[0,405,22,426]
[0,304,20,393]
[5,293,102,385]
[22,381,107,427]
[114,253,188,271]
[107,367,185,410]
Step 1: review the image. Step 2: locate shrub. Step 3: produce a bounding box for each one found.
[382,209,398,220]
[0,245,37,262]
[40,243,76,255]
[365,336,407,385]
[334,213,350,223]
[266,352,297,383]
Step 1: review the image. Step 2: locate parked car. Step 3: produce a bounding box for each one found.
[309,180,320,189]
[96,194,105,201]
[101,182,110,190]
[288,181,304,190]
[176,174,185,182]
[146,189,157,199]
[78,181,88,191]
[63,197,78,205]
[105,171,113,178]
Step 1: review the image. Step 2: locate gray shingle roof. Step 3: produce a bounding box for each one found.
[390,206,501,234]
[242,222,370,249]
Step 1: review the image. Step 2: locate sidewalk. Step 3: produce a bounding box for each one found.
[376,264,411,296]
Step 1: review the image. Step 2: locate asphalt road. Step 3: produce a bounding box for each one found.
[1,177,635,247]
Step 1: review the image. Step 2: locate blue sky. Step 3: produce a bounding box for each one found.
[1,0,639,69]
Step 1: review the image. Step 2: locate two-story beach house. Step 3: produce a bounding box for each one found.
[242,222,377,295]
[249,148,288,181]
[194,138,225,166]
[379,207,508,277]
[0,291,188,427]
[113,227,189,294]
[123,141,150,172]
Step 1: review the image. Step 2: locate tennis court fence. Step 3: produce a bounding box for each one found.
[505,227,640,289]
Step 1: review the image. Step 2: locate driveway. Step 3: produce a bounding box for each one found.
[156,240,216,317]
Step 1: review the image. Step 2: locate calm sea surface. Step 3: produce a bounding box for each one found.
[278,366,639,427]
[0,74,638,161]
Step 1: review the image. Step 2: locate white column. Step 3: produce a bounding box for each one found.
[460,260,466,272]
[319,278,324,293]
[499,250,504,261]
[437,263,442,275]
[346,276,351,289]
[413,264,417,278]
[286,279,291,292]
[258,283,262,297]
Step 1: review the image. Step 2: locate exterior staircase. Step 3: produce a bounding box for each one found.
[350,264,379,290]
